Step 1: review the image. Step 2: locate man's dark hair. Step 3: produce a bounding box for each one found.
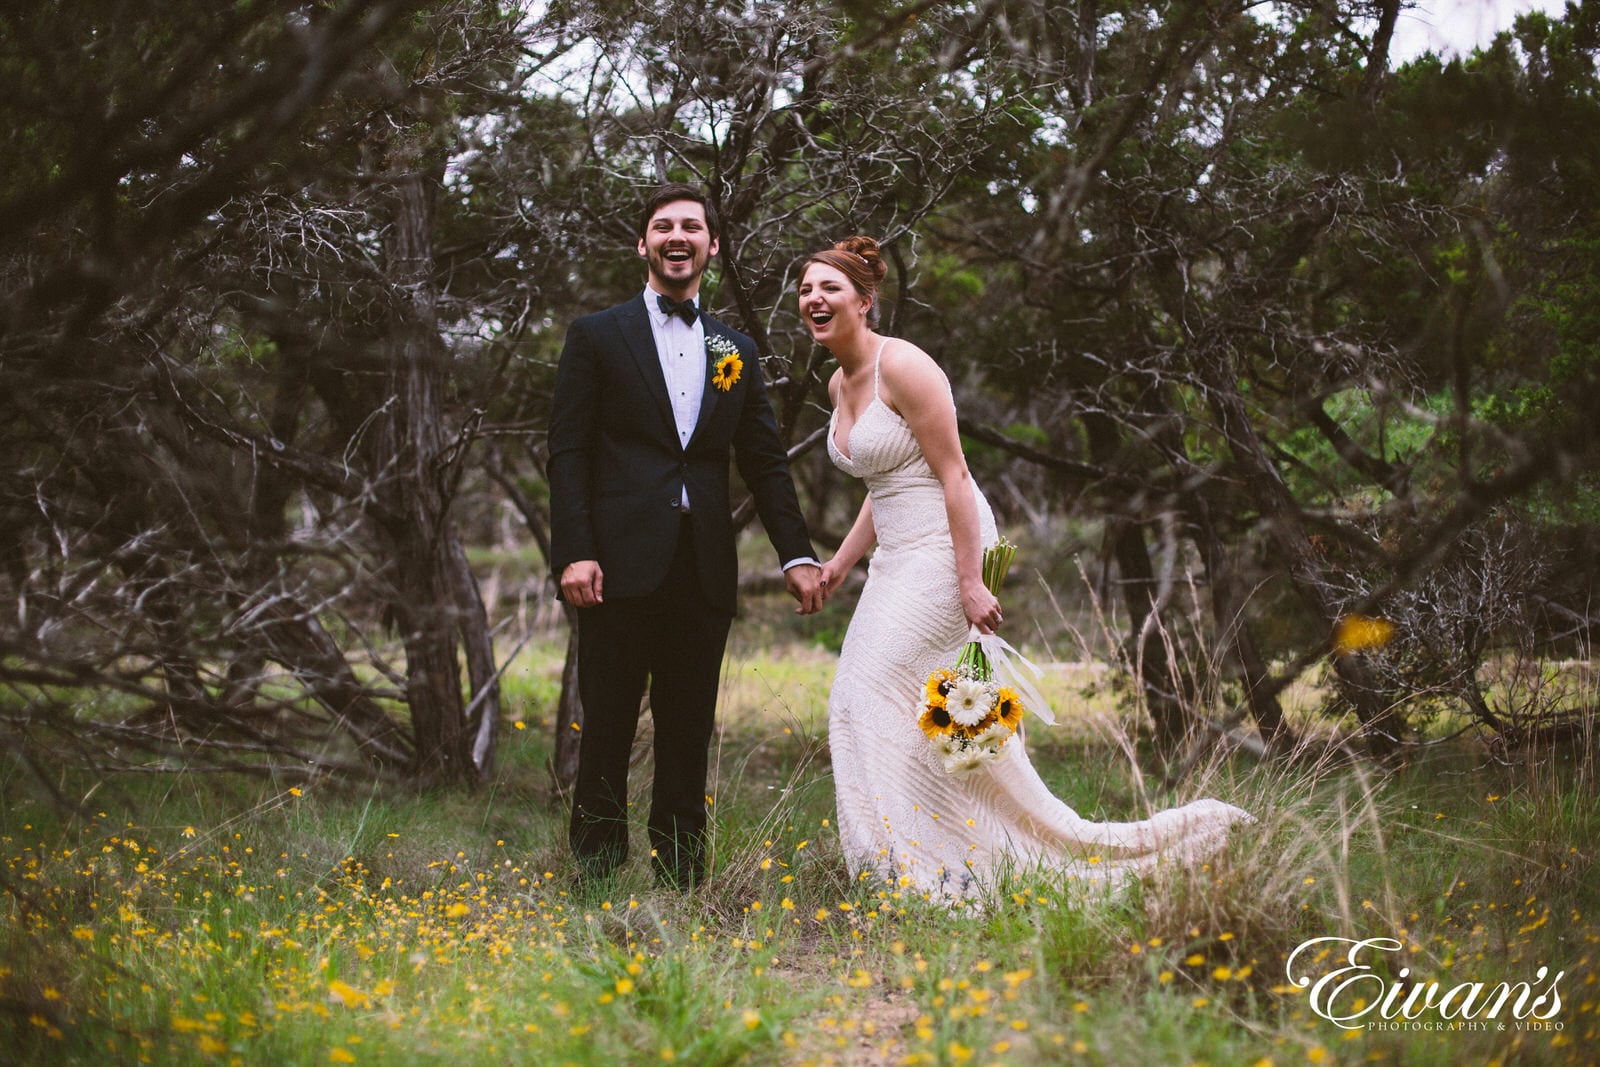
[638,183,719,239]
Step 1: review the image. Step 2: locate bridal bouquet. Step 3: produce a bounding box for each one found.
[919,538,1050,775]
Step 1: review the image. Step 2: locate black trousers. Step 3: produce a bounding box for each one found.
[569,517,733,887]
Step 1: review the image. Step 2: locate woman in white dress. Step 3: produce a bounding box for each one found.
[804,236,1251,901]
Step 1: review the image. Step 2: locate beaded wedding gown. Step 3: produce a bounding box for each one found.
[825,350,1251,901]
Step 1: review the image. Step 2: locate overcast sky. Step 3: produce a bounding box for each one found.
[1388,0,1572,61]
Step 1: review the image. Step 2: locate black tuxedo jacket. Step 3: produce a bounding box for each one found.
[547,293,815,615]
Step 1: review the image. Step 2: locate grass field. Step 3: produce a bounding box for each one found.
[2,617,1596,1065]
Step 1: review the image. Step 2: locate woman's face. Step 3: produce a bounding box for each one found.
[798,262,871,346]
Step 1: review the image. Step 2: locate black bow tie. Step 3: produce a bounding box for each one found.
[657,294,698,325]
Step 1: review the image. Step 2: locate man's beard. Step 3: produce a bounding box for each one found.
[649,247,708,288]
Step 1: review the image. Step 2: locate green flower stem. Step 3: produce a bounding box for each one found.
[956,640,992,680]
[958,539,1017,682]
[982,538,1016,596]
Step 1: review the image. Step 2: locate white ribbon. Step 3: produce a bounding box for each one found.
[970,628,1056,726]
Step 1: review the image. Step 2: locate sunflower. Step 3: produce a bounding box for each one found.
[919,702,954,739]
[710,351,743,391]
[996,686,1025,730]
[925,668,958,705]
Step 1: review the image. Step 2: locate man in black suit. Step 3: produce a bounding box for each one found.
[548,183,822,890]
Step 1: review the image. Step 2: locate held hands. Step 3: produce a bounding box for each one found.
[560,560,604,608]
[962,581,1003,635]
[565,558,825,614]
[816,558,849,605]
[785,563,824,615]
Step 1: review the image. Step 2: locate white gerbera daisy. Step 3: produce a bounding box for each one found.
[948,676,994,728]
[975,721,1013,748]
[941,742,996,775]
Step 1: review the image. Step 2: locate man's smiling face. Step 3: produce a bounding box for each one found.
[638,199,719,299]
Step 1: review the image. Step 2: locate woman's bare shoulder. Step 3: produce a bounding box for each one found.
[879,337,950,408]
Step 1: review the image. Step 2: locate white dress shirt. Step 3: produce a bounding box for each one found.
[642,287,817,574]
[644,285,704,511]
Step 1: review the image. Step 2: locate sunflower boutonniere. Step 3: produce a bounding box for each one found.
[706,334,743,392]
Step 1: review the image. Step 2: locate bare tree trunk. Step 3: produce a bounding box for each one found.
[1080,411,1191,754]
[1140,187,1400,756]
[374,147,497,786]
[1104,518,1191,755]
[1198,351,1399,758]
[1187,493,1296,752]
[452,538,500,776]
[1361,0,1402,105]
[486,447,582,790]
[554,604,583,791]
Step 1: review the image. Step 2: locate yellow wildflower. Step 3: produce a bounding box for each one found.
[1333,613,1396,656]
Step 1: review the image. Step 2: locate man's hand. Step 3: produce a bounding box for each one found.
[785,563,824,615]
[561,560,604,608]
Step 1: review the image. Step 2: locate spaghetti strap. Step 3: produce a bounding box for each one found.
[872,337,890,401]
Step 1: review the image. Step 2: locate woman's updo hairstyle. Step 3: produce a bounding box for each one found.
[803,235,889,327]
